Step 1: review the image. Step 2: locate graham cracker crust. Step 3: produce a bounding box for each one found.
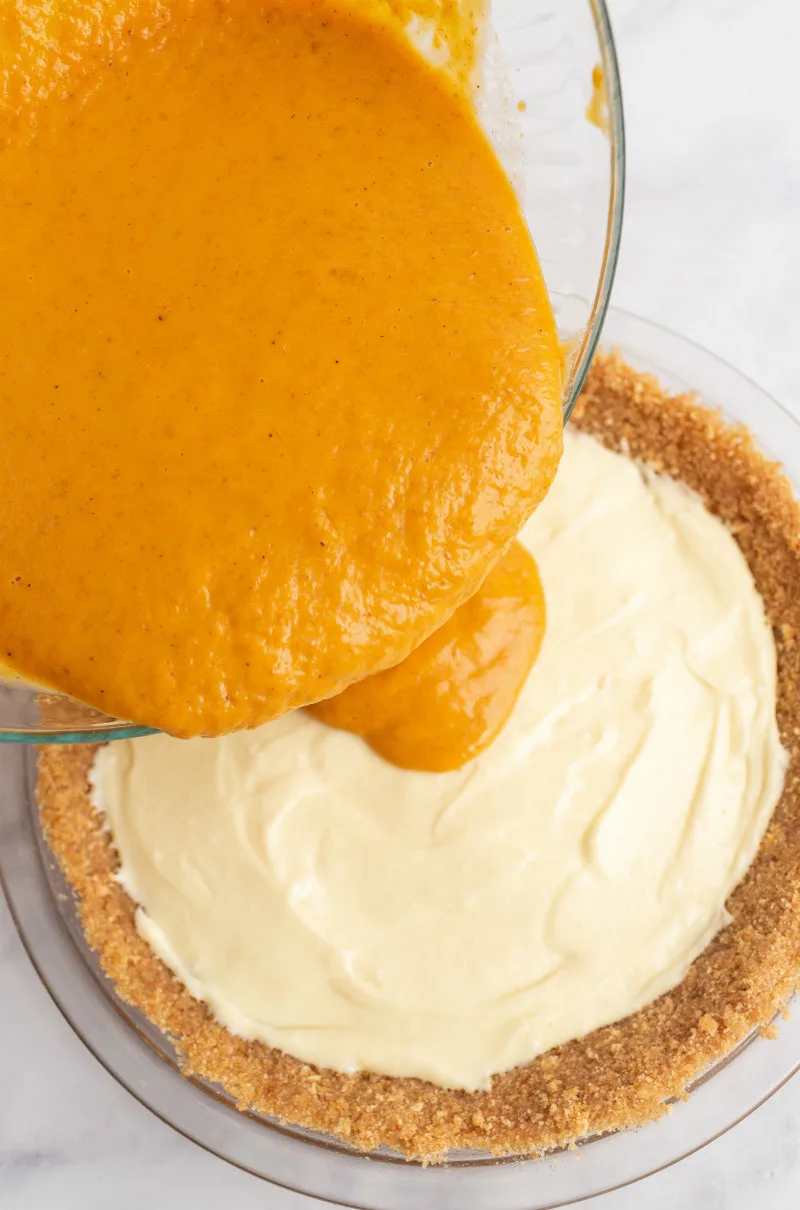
[36,355,800,1161]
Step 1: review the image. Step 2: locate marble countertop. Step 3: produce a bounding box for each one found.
[3,0,800,1206]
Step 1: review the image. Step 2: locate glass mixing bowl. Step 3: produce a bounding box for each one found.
[3,312,800,1209]
[0,0,625,743]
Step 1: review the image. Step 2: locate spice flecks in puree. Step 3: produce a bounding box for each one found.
[309,541,546,772]
[0,0,562,735]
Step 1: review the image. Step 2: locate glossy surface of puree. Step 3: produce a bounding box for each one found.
[309,542,546,771]
[0,0,562,736]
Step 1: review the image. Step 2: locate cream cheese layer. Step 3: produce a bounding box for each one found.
[91,432,786,1090]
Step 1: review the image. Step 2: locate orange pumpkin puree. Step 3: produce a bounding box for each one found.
[309,541,545,771]
[0,0,561,737]
[586,64,609,135]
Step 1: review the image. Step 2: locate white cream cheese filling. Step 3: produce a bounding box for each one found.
[91,431,786,1091]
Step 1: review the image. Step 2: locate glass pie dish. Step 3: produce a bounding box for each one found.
[2,311,799,1209]
[0,0,625,743]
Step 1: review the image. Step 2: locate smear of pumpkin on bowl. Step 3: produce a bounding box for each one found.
[0,0,561,741]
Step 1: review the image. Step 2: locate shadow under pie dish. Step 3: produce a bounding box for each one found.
[29,333,800,1161]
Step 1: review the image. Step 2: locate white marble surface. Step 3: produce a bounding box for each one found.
[3,0,800,1206]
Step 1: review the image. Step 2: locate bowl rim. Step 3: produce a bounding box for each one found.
[562,0,626,422]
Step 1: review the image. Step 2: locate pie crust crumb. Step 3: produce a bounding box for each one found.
[37,355,800,1161]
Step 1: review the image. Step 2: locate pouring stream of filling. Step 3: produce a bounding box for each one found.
[309,541,546,772]
[0,0,561,736]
